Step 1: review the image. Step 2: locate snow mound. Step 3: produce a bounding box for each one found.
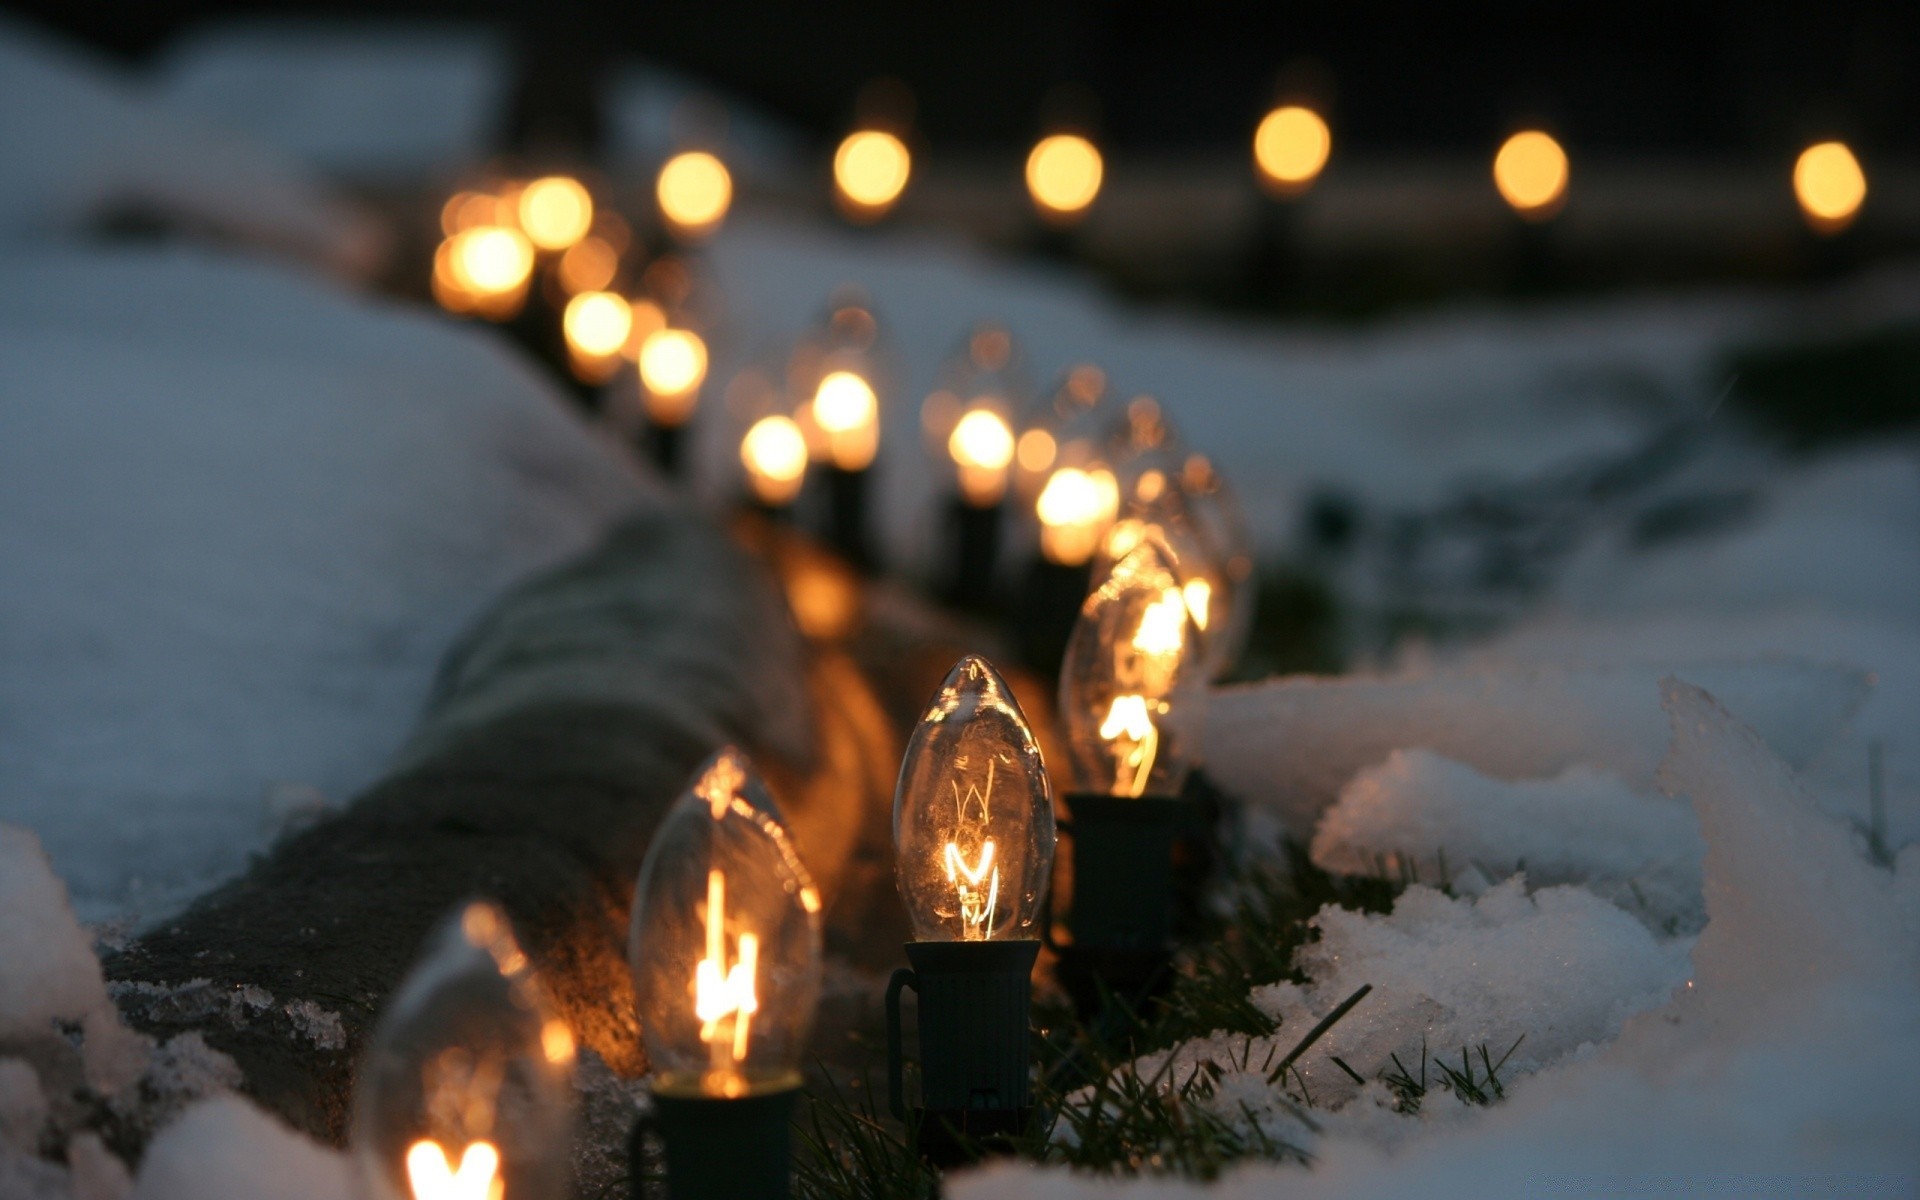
[1205,659,1867,839]
[130,1096,349,1200]
[0,18,377,274]
[0,826,147,1093]
[0,247,651,922]
[954,682,1920,1198]
[1651,680,1920,1025]
[1312,750,1704,928]
[153,20,508,185]
[1558,448,1920,628]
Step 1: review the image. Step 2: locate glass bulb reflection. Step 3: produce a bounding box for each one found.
[351,902,573,1200]
[893,655,1054,942]
[1060,536,1205,798]
[629,748,823,1098]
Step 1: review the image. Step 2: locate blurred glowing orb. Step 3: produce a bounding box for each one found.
[1253,105,1331,192]
[1794,141,1866,233]
[518,176,593,250]
[639,329,709,402]
[834,131,912,216]
[556,236,620,294]
[1493,131,1569,218]
[451,226,534,294]
[742,415,808,505]
[1026,134,1103,220]
[657,152,733,238]
[812,371,878,434]
[563,292,633,359]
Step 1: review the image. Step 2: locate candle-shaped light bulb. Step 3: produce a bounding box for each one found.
[1060,536,1205,798]
[894,656,1054,943]
[629,749,823,1099]
[351,903,574,1200]
[1035,465,1121,566]
[638,327,709,426]
[948,408,1016,506]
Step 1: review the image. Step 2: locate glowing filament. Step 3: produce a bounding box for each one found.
[1098,695,1159,798]
[1182,578,1211,632]
[405,1139,502,1200]
[694,870,759,1089]
[942,839,1000,941]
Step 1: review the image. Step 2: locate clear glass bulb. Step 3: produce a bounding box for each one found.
[1060,534,1207,798]
[628,748,824,1099]
[894,655,1055,942]
[352,902,575,1200]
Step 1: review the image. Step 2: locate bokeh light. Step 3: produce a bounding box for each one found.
[1026,134,1104,222]
[556,237,620,295]
[638,329,709,425]
[563,292,633,360]
[1253,105,1331,193]
[949,409,1016,507]
[517,176,594,250]
[834,131,912,219]
[1493,130,1569,219]
[1794,141,1867,233]
[657,152,733,239]
[448,227,534,305]
[742,415,809,505]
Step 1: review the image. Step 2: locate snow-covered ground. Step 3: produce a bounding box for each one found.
[1,15,1917,1197]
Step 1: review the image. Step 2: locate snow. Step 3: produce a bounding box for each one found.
[951,683,1920,1198]
[153,21,510,185]
[1312,750,1705,928]
[0,19,378,275]
[1202,658,1867,841]
[0,826,147,1092]
[1093,876,1688,1141]
[129,1097,350,1200]
[0,246,652,923]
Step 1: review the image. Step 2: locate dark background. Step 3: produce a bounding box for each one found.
[13,0,1916,155]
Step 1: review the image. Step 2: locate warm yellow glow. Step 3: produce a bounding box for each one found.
[541,1019,576,1065]
[556,236,620,294]
[1097,694,1159,799]
[563,291,633,359]
[1493,131,1569,218]
[942,836,999,940]
[622,299,668,360]
[834,130,912,216]
[450,227,534,295]
[948,409,1016,506]
[441,191,507,237]
[809,370,880,470]
[693,870,759,1093]
[813,371,878,434]
[742,416,808,505]
[1026,134,1103,220]
[658,152,733,238]
[1183,577,1212,633]
[1794,141,1867,232]
[1016,428,1056,474]
[518,176,593,250]
[1036,466,1121,565]
[1254,105,1331,192]
[638,329,709,424]
[405,1139,501,1200]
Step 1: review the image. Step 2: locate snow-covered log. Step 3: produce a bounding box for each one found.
[101,505,872,1150]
